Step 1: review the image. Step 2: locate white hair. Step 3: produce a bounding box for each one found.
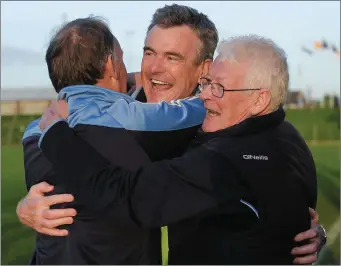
[217,34,289,110]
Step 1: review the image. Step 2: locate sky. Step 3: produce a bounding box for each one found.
[1,1,340,99]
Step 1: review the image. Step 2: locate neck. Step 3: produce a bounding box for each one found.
[259,105,279,116]
[96,80,121,93]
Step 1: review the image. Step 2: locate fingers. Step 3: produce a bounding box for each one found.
[17,195,46,228]
[40,217,74,229]
[294,228,317,242]
[56,100,69,119]
[293,253,318,265]
[16,192,75,232]
[16,189,76,238]
[291,239,319,255]
[45,194,74,206]
[308,207,316,216]
[42,208,77,220]
[309,207,319,225]
[39,227,69,237]
[39,102,63,131]
[30,182,54,196]
[314,224,327,250]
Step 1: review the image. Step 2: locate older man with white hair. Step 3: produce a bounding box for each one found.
[36,35,318,264]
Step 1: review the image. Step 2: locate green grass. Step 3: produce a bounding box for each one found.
[1,144,340,265]
[1,146,36,265]
[1,115,40,146]
[286,108,340,141]
[309,144,340,264]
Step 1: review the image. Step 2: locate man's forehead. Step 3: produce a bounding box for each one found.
[144,25,200,57]
[209,59,246,81]
[216,55,242,65]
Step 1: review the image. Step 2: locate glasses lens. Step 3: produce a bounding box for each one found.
[211,84,223,98]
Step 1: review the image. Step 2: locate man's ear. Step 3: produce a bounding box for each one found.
[202,59,212,76]
[198,59,212,82]
[251,89,272,116]
[107,54,119,80]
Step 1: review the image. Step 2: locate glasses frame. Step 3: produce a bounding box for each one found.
[199,77,262,98]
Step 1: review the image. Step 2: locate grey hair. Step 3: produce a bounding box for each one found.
[217,34,289,110]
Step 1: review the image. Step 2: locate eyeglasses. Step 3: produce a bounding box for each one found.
[199,77,261,98]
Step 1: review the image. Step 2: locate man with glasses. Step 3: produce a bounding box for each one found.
[199,76,262,96]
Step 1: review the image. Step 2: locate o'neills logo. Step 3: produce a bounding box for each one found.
[243,155,268,160]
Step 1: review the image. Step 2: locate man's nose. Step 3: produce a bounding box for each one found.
[199,84,212,101]
[149,57,166,73]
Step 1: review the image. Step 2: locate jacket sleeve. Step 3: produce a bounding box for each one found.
[65,95,205,132]
[112,96,206,131]
[22,118,56,191]
[40,121,241,227]
[23,136,55,190]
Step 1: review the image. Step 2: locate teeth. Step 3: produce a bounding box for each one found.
[207,109,220,116]
[151,79,171,85]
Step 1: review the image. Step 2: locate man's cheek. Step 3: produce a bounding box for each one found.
[166,87,183,101]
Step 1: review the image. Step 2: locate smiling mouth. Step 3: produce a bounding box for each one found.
[151,79,172,85]
[207,109,221,116]
[151,79,172,90]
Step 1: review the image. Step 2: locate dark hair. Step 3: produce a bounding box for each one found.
[147,4,218,64]
[45,16,118,92]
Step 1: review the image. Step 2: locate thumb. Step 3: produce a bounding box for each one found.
[30,182,54,196]
[309,207,319,225]
[57,100,69,119]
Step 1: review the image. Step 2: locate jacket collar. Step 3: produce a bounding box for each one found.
[193,107,285,144]
[58,85,135,103]
[58,85,136,117]
[131,86,201,104]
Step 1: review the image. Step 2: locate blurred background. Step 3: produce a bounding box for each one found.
[1,1,340,264]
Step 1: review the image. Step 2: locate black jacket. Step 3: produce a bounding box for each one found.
[39,107,317,265]
[22,86,203,265]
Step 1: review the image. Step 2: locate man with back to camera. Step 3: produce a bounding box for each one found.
[18,15,207,265]
[17,4,326,265]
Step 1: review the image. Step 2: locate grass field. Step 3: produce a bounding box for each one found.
[1,144,340,265]
[286,108,340,141]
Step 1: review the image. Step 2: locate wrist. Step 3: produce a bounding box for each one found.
[38,118,67,148]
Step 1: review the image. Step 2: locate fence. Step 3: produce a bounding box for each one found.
[1,100,52,145]
[1,112,340,146]
[295,124,340,143]
[1,100,52,115]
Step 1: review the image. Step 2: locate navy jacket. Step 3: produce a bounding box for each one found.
[22,85,205,265]
[39,107,317,265]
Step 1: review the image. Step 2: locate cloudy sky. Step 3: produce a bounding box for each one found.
[1,1,340,99]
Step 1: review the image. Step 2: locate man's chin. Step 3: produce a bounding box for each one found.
[146,92,164,103]
[147,88,178,103]
[202,118,221,133]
